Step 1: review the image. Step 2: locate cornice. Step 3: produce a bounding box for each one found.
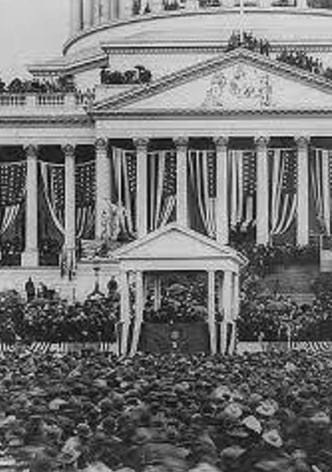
[94,108,332,119]
[0,115,93,127]
[92,49,332,113]
[101,42,332,55]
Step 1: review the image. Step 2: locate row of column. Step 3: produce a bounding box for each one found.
[120,268,239,356]
[94,135,309,247]
[22,144,76,267]
[22,135,310,266]
[70,0,312,34]
[71,0,131,34]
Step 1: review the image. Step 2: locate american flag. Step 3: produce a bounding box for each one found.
[242,151,256,196]
[207,151,216,198]
[281,150,297,194]
[126,152,137,195]
[163,151,177,196]
[76,161,95,207]
[48,164,65,217]
[0,162,26,207]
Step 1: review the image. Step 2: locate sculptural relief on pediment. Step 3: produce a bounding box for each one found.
[203,65,273,110]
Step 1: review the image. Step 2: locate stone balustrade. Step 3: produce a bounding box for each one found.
[0,92,91,114]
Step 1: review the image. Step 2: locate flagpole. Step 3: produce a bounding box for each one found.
[240,0,244,44]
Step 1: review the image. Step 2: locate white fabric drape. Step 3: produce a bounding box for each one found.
[148,150,176,231]
[76,206,95,239]
[310,148,331,235]
[188,150,216,238]
[39,162,65,236]
[111,148,136,237]
[269,149,297,236]
[0,205,21,237]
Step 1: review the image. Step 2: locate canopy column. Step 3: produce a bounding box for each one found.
[208,270,217,355]
[174,137,189,227]
[255,136,270,245]
[296,136,310,246]
[95,138,111,240]
[214,137,229,245]
[230,272,240,354]
[22,145,39,267]
[221,270,232,354]
[130,270,145,356]
[120,270,130,356]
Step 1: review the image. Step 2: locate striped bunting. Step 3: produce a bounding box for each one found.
[238,341,332,355]
[0,342,119,354]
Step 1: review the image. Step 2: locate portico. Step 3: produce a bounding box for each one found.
[115,223,246,356]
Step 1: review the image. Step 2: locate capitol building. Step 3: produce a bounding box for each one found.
[1,0,332,352]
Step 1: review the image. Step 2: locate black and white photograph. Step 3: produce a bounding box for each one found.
[0,0,332,470]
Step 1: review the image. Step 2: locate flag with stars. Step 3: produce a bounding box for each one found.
[0,162,26,207]
[269,148,297,236]
[0,161,26,239]
[76,161,96,239]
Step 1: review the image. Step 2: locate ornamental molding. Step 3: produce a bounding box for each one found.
[0,115,93,127]
[92,48,332,115]
[95,108,332,119]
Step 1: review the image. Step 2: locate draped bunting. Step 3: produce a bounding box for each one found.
[310,148,331,236]
[76,161,96,239]
[111,148,137,237]
[228,150,256,231]
[188,150,216,238]
[269,149,297,236]
[0,161,26,238]
[148,150,176,231]
[39,162,65,236]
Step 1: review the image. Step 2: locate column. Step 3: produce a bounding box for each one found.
[174,137,189,227]
[83,0,93,28]
[151,0,163,13]
[120,270,130,356]
[255,136,269,245]
[221,270,233,355]
[230,272,240,355]
[130,270,144,356]
[119,0,131,19]
[95,138,111,239]
[153,274,162,311]
[63,145,76,260]
[110,0,117,19]
[71,0,82,34]
[214,137,229,245]
[296,136,310,246]
[134,138,149,238]
[101,0,110,21]
[208,270,217,355]
[22,145,39,267]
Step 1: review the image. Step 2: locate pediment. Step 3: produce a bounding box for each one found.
[93,49,332,115]
[115,224,246,264]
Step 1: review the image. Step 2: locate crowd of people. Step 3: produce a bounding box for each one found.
[0,75,76,94]
[0,349,330,471]
[226,31,271,56]
[0,281,120,344]
[100,66,152,85]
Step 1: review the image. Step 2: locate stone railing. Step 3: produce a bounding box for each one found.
[131,0,331,15]
[0,92,93,113]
